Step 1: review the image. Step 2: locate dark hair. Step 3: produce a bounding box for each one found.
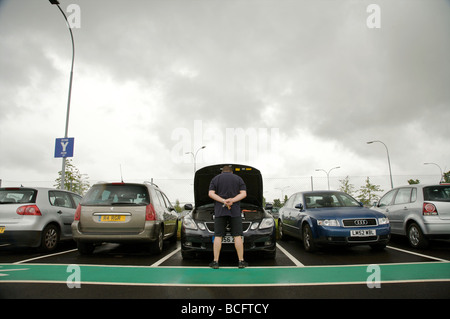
[222,165,233,172]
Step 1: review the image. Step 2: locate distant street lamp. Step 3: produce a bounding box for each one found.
[186,146,206,173]
[424,162,443,183]
[367,140,393,189]
[315,166,340,190]
[49,0,75,190]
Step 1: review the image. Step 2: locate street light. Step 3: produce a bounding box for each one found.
[367,140,393,189]
[185,146,206,173]
[49,0,75,190]
[424,162,443,183]
[315,166,340,190]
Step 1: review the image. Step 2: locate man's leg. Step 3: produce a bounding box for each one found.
[213,236,222,262]
[234,236,244,261]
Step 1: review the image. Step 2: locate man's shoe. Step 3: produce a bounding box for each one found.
[209,261,219,269]
[238,260,248,269]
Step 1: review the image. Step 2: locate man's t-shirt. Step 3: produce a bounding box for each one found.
[209,172,246,217]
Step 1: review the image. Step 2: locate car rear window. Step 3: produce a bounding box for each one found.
[0,188,37,204]
[82,184,150,206]
[423,186,450,202]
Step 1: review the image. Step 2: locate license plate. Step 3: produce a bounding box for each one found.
[212,236,244,243]
[99,215,126,222]
[0,226,5,234]
[350,229,376,237]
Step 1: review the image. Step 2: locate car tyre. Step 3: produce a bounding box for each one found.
[407,222,428,249]
[150,226,164,254]
[40,224,59,252]
[278,220,288,241]
[302,224,317,252]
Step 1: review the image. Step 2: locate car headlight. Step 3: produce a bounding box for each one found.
[259,218,275,230]
[183,217,198,230]
[317,219,340,227]
[378,217,389,225]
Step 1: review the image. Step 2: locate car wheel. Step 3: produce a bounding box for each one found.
[150,227,164,254]
[40,224,59,252]
[407,222,428,249]
[77,242,95,255]
[302,224,316,252]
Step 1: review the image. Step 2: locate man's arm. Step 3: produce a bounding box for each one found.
[229,190,247,204]
[208,190,226,204]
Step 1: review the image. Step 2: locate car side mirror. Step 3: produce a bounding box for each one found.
[294,203,303,211]
[265,203,273,210]
[184,203,193,210]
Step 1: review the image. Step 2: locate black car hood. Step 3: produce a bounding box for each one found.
[194,164,263,208]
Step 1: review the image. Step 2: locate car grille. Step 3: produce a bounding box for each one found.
[205,222,252,233]
[342,218,377,227]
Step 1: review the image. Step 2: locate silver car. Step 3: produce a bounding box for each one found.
[372,184,450,248]
[0,187,82,251]
[72,182,179,255]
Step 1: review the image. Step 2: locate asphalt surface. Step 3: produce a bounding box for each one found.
[1,234,449,305]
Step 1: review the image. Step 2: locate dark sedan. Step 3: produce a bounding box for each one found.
[279,191,390,252]
[181,164,276,259]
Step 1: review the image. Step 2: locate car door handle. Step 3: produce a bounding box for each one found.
[385,209,389,213]
[403,207,408,210]
[57,210,63,214]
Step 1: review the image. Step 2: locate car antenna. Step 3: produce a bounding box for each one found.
[120,164,124,183]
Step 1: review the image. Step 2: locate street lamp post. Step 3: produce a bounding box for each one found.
[315,166,340,190]
[367,140,393,189]
[186,146,206,174]
[424,162,443,183]
[49,0,75,190]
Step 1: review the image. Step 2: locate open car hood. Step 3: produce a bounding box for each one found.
[194,164,263,208]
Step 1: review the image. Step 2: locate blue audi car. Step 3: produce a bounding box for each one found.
[278,191,390,252]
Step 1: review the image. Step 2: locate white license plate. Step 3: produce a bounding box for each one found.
[350,229,376,237]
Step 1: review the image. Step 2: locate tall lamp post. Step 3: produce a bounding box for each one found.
[424,162,443,183]
[186,146,206,174]
[367,140,393,189]
[315,166,340,190]
[49,0,75,190]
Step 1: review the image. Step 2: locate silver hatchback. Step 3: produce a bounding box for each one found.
[72,182,179,255]
[0,187,82,251]
[372,184,450,248]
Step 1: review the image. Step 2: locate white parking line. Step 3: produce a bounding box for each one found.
[150,247,181,267]
[387,245,449,262]
[13,248,78,264]
[276,243,304,267]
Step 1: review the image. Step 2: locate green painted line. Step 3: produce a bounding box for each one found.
[0,262,449,286]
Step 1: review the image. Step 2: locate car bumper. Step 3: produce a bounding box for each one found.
[71,221,161,243]
[181,228,276,253]
[315,225,391,246]
[423,219,450,237]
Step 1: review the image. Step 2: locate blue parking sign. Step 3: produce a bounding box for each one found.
[55,138,74,158]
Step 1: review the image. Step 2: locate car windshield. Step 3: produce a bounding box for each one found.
[423,186,450,202]
[82,184,150,206]
[304,192,361,208]
[0,188,37,204]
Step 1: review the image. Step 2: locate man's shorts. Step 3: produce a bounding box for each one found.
[214,216,243,237]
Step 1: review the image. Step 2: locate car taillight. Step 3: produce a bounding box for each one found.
[74,204,81,221]
[423,202,438,216]
[145,203,156,221]
[16,205,42,216]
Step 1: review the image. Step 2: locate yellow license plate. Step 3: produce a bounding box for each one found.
[0,226,5,234]
[99,215,126,222]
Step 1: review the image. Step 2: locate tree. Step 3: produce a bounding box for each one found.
[54,159,90,195]
[174,199,182,213]
[443,170,450,183]
[357,177,383,206]
[338,176,356,196]
[407,179,420,185]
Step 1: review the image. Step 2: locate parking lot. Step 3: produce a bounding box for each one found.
[1,234,449,300]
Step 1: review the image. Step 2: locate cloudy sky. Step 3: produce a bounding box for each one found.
[0,0,449,201]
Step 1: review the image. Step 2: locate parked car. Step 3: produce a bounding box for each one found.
[279,190,390,252]
[72,182,179,255]
[371,184,450,248]
[0,187,82,251]
[181,164,276,259]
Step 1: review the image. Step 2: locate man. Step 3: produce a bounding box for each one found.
[208,165,248,269]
